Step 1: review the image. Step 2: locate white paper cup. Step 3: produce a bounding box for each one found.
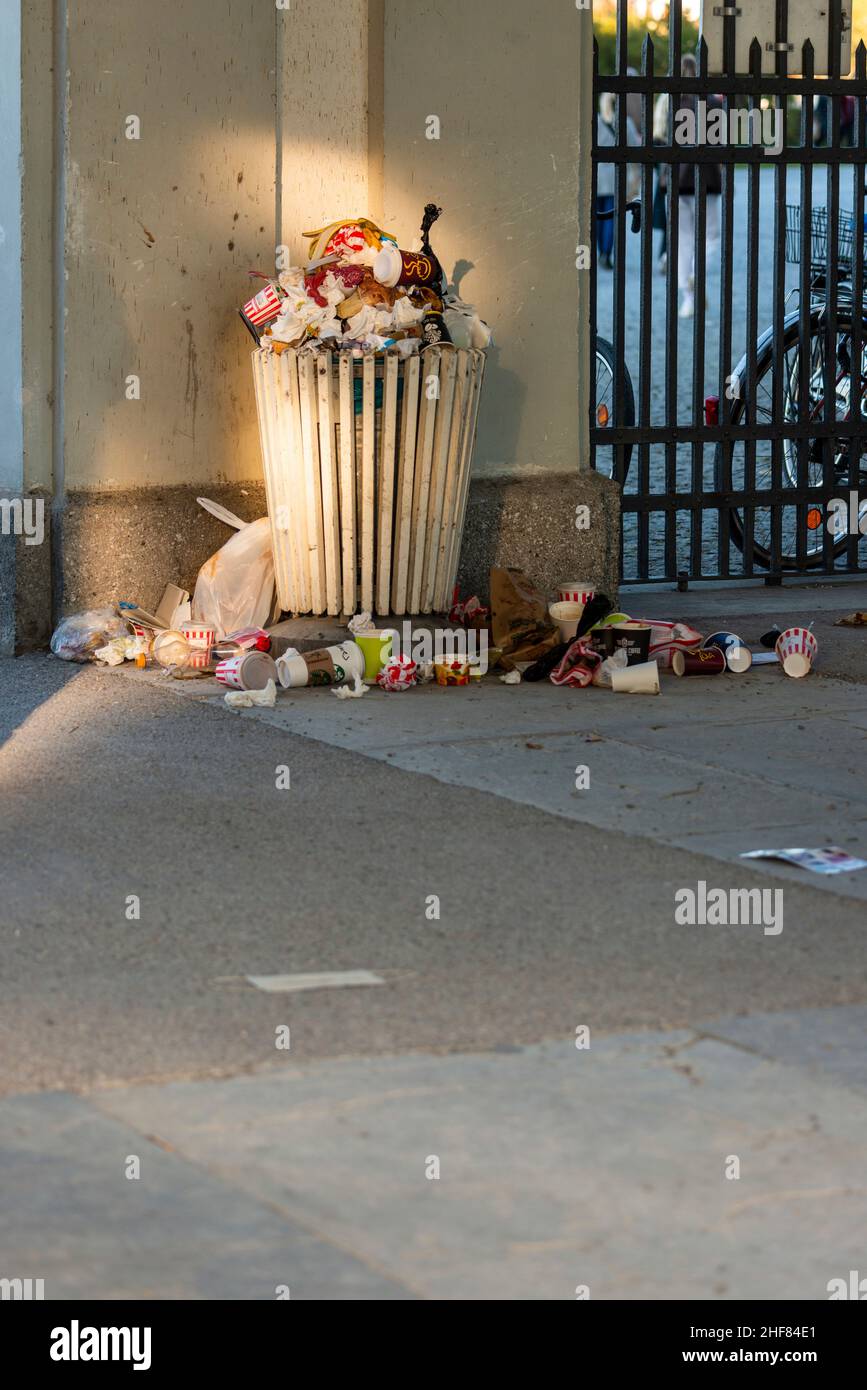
[725,643,753,673]
[775,626,818,678]
[215,651,278,690]
[558,583,595,606]
[548,601,584,643]
[611,660,660,695]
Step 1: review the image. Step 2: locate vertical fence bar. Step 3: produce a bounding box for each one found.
[636,34,655,581]
[849,42,867,572]
[795,40,815,573]
[766,0,790,574]
[591,36,600,480]
[691,37,709,579]
[716,5,738,578]
[664,0,683,579]
[612,0,629,491]
[741,37,765,579]
[822,0,843,572]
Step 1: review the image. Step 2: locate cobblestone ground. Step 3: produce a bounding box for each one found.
[596,164,867,581]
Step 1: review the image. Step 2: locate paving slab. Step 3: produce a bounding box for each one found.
[0,1090,412,1300]
[83,1017,867,1300]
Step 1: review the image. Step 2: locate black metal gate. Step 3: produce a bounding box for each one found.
[591,0,867,585]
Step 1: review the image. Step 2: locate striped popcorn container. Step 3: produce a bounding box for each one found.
[775,626,818,679]
[243,283,282,327]
[184,648,213,671]
[558,583,595,606]
[180,622,216,651]
[215,651,278,691]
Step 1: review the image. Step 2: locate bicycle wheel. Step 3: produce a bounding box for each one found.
[717,307,867,569]
[593,336,634,484]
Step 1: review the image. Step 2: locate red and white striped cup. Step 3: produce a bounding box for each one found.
[558,583,595,606]
[180,621,216,651]
[215,651,278,691]
[184,648,213,671]
[775,626,818,678]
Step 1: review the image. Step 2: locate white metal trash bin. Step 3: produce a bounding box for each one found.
[252,345,486,617]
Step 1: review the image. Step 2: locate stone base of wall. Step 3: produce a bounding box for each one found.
[5,470,620,648]
[0,491,53,655]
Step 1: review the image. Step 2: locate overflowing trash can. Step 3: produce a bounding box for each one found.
[253,344,486,617]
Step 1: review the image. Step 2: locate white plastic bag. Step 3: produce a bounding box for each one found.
[192,498,276,638]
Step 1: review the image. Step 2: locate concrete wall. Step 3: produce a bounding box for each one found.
[382,0,584,480]
[60,0,276,492]
[278,0,370,261]
[5,0,609,641]
[0,0,23,494]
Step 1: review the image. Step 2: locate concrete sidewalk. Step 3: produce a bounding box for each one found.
[1,581,866,1299]
[4,1008,867,1299]
[120,578,867,903]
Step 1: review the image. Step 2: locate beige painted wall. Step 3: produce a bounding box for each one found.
[61,0,277,490]
[278,0,370,262]
[35,0,588,492]
[382,0,585,478]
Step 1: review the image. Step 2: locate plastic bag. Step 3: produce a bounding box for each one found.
[50,608,128,662]
[192,498,276,639]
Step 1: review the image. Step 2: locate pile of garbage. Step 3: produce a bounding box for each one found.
[239,206,491,357]
[50,525,823,701]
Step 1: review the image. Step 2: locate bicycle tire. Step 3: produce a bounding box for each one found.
[593,336,634,485]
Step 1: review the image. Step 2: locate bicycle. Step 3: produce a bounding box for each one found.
[718,204,867,570]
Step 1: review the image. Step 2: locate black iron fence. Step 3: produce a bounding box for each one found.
[591,0,867,585]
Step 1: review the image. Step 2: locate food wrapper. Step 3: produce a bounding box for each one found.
[435,660,470,687]
[449,589,490,627]
[377,655,418,692]
[490,567,560,668]
[549,639,603,689]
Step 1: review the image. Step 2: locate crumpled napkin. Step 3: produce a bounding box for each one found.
[591,647,629,689]
[95,635,149,666]
[224,679,278,710]
[348,611,375,635]
[332,675,369,700]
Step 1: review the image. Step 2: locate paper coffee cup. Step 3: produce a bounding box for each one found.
[215,652,278,690]
[549,601,584,643]
[775,626,818,678]
[672,648,726,677]
[354,629,400,682]
[703,630,752,673]
[611,660,660,695]
[610,622,652,666]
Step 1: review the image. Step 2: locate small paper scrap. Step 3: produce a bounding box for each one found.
[741,847,867,875]
[246,970,385,994]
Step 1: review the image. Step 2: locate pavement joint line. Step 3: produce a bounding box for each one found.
[78,1090,424,1301]
[386,733,867,810]
[111,663,867,895]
